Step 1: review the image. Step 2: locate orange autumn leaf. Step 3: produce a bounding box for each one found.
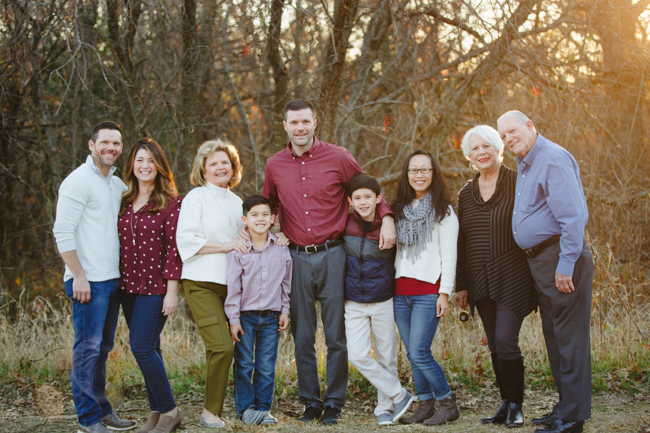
[383,113,392,134]
[242,43,251,58]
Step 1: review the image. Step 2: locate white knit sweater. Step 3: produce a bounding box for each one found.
[394,202,459,295]
[176,182,243,285]
[53,155,126,282]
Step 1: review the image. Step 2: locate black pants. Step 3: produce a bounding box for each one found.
[475,299,523,360]
[528,240,593,422]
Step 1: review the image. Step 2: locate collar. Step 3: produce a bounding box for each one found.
[86,155,117,179]
[204,180,230,197]
[287,136,323,158]
[246,232,277,252]
[517,133,545,167]
[352,210,382,231]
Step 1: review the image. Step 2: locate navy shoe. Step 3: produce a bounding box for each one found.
[535,419,584,433]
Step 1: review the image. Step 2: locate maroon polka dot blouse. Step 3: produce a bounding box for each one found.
[118,196,183,295]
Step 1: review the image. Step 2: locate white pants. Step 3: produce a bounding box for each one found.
[344,298,407,416]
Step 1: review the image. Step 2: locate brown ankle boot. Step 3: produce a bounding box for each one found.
[398,399,435,424]
[423,394,459,425]
[137,412,160,433]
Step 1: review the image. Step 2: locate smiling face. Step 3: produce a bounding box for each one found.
[133,148,158,186]
[408,154,434,199]
[243,203,274,235]
[468,134,500,173]
[204,150,233,188]
[284,108,317,151]
[497,113,537,158]
[348,188,382,222]
[89,129,123,174]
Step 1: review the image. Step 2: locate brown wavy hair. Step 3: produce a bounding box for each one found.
[391,149,452,223]
[120,138,178,216]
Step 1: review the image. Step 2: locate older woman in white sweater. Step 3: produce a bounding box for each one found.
[390,149,460,426]
[176,139,247,429]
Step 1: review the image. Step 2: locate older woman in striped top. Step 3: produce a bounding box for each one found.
[455,125,537,428]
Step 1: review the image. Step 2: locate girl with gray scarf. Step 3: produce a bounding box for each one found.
[391,150,460,426]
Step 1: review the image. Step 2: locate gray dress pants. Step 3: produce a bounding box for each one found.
[528,240,593,422]
[289,244,348,411]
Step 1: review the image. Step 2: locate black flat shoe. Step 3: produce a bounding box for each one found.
[321,406,341,426]
[481,399,508,424]
[534,419,584,433]
[505,402,524,428]
[298,406,322,423]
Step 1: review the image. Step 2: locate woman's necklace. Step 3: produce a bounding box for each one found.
[208,186,234,227]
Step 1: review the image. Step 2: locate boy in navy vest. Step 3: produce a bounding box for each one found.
[343,174,414,425]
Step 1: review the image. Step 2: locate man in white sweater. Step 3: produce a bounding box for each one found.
[52,121,135,433]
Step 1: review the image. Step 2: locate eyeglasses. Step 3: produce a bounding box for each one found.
[407,168,433,175]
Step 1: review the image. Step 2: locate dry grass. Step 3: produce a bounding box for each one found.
[0,241,648,405]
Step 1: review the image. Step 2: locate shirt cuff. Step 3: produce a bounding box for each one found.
[281,307,290,315]
[556,259,576,277]
[56,239,76,254]
[229,318,240,326]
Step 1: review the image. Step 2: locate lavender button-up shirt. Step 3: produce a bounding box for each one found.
[225,233,293,326]
[512,134,589,276]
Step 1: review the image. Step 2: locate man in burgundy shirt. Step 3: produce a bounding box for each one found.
[263,99,396,425]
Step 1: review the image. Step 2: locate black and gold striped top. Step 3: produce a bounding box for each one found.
[455,165,537,319]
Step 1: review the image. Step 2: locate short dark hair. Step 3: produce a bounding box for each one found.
[91,121,123,142]
[347,173,381,197]
[284,99,316,119]
[242,195,272,216]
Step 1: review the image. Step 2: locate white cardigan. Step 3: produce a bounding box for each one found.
[176,182,243,285]
[394,203,459,295]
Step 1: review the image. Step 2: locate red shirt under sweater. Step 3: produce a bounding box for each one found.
[395,276,440,296]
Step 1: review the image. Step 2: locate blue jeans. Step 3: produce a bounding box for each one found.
[233,311,280,418]
[65,278,121,427]
[120,291,176,413]
[393,294,451,401]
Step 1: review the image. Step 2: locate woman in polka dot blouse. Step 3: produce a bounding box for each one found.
[117,138,183,433]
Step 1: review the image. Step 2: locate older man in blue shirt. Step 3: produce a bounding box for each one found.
[497,111,593,433]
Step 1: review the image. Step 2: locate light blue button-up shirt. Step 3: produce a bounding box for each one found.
[512,134,588,276]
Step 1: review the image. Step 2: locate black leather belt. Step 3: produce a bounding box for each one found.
[290,238,343,254]
[523,235,561,258]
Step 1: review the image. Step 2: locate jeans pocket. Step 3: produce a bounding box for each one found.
[196,315,224,349]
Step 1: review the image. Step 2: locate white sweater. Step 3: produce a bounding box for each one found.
[176,182,243,285]
[394,203,459,295]
[53,155,126,282]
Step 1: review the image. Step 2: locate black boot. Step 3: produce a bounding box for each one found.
[481,352,508,424]
[500,356,525,428]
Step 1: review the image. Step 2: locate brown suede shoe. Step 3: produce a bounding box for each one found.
[150,411,182,433]
[137,412,160,433]
[423,394,460,425]
[399,399,435,424]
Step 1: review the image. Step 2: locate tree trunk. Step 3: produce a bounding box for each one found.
[319,0,360,143]
[267,0,289,149]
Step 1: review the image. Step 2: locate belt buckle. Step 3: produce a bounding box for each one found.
[524,248,535,258]
[304,244,318,254]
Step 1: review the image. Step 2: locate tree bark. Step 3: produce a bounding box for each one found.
[319,0,360,143]
[267,0,289,149]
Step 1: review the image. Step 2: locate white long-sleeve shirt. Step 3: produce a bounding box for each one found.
[394,203,459,295]
[52,155,126,282]
[176,182,243,284]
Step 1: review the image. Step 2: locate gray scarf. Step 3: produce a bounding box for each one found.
[396,191,435,263]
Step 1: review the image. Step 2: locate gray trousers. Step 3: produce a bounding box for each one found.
[289,244,348,411]
[528,240,593,422]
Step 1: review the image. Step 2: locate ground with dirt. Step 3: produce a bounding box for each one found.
[1,385,649,433]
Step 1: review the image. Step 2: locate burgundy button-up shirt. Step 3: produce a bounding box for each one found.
[224,233,293,326]
[118,197,183,295]
[262,137,393,247]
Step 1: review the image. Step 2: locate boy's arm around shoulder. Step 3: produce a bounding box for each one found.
[224,250,244,326]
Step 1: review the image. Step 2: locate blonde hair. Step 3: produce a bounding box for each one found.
[190,139,243,188]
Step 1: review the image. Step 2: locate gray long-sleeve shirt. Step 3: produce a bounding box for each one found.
[512,134,589,276]
[53,155,126,282]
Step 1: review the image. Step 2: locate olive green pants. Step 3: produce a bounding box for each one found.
[182,280,233,416]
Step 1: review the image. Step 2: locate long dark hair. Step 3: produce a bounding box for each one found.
[391,149,452,223]
[120,138,178,216]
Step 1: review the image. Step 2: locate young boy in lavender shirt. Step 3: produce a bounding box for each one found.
[225,195,292,426]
